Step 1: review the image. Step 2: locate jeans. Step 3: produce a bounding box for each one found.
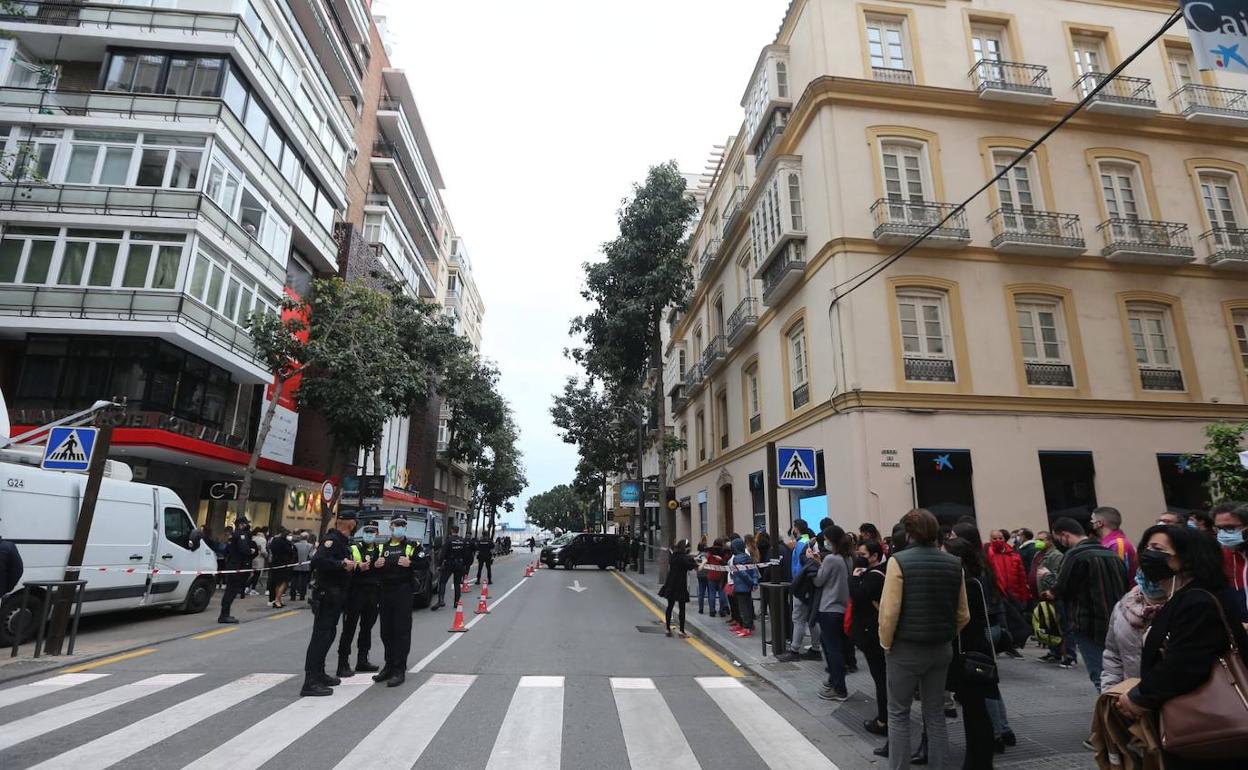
[665,597,687,632]
[816,611,847,694]
[697,574,710,612]
[886,640,953,770]
[735,591,754,629]
[863,641,888,724]
[1073,631,1105,692]
[710,582,727,614]
[291,571,311,599]
[986,695,1012,737]
[788,599,820,652]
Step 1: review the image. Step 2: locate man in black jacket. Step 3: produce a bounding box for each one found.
[432,526,469,610]
[475,536,494,585]
[371,516,426,687]
[1052,517,1129,692]
[217,516,258,624]
[337,523,382,679]
[301,511,358,697]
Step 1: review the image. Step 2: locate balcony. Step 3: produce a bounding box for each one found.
[748,414,761,434]
[1025,362,1075,388]
[791,382,810,410]
[1097,219,1195,265]
[702,336,727,377]
[363,197,437,298]
[0,286,269,381]
[684,363,705,395]
[1075,73,1158,117]
[288,0,364,100]
[699,239,722,281]
[755,107,789,161]
[904,357,956,383]
[872,199,971,247]
[969,60,1055,105]
[0,183,285,284]
[743,47,792,157]
[761,242,806,306]
[722,186,750,237]
[988,209,1086,257]
[371,142,441,259]
[1203,228,1248,271]
[1140,367,1185,392]
[670,388,688,414]
[872,67,915,86]
[726,297,759,348]
[1170,83,1248,126]
[665,345,687,397]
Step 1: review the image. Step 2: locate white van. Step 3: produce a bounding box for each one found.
[0,457,218,644]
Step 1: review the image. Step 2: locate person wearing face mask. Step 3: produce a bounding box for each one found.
[300,510,359,697]
[336,523,382,679]
[1051,517,1130,691]
[1100,530,1169,692]
[1212,503,1248,624]
[850,539,889,738]
[1090,507,1137,583]
[371,516,424,687]
[1187,510,1215,536]
[1116,524,1248,770]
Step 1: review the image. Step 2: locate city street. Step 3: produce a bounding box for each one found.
[0,555,859,769]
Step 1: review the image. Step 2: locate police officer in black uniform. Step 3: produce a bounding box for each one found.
[217,515,258,624]
[300,510,358,697]
[371,516,426,687]
[475,535,494,585]
[431,525,469,610]
[336,522,382,679]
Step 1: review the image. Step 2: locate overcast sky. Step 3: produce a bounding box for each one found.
[382,0,791,522]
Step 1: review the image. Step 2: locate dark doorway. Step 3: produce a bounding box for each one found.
[719,485,732,537]
[1157,454,1210,514]
[1039,451,1098,526]
[913,449,976,527]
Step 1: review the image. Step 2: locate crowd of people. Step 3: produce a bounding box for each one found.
[656,505,1248,770]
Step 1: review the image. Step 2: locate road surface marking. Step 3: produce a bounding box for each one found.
[266,610,300,620]
[567,579,588,592]
[28,673,293,770]
[331,673,475,769]
[610,571,743,678]
[192,627,238,640]
[0,674,199,752]
[409,575,530,673]
[611,677,700,768]
[182,678,371,770]
[485,676,564,770]
[695,677,839,769]
[61,647,157,673]
[0,673,107,710]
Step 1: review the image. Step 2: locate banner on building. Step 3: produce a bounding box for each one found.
[1181,1,1248,73]
[259,286,308,466]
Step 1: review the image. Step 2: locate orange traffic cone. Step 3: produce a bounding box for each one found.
[448,600,468,632]
[460,576,471,595]
[524,563,533,578]
[474,591,489,615]
[481,583,490,599]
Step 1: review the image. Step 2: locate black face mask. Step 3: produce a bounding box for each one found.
[853,556,869,570]
[1138,549,1176,582]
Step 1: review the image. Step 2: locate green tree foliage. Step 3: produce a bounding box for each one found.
[1190,422,1248,503]
[469,411,527,536]
[525,484,594,534]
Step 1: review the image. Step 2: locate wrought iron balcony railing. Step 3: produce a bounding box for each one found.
[701,335,726,371]
[726,297,759,344]
[1097,219,1194,258]
[988,209,1085,250]
[1202,227,1248,266]
[748,414,761,434]
[791,383,810,410]
[1075,72,1156,109]
[968,60,1052,97]
[872,67,915,86]
[761,245,805,303]
[684,363,704,392]
[1140,367,1184,392]
[904,357,956,383]
[1025,362,1075,388]
[699,239,722,281]
[722,186,749,237]
[872,199,971,242]
[1170,83,1248,121]
[754,107,789,160]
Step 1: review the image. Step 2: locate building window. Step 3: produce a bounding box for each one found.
[695,411,706,462]
[897,289,955,382]
[776,61,789,98]
[992,149,1037,212]
[788,322,809,410]
[1157,454,1210,514]
[1099,162,1146,220]
[1127,303,1185,391]
[1039,451,1098,524]
[745,363,761,434]
[881,141,928,202]
[1016,297,1074,387]
[1072,34,1107,94]
[678,348,687,378]
[1199,171,1244,233]
[1167,46,1197,89]
[1233,310,1248,376]
[913,449,975,526]
[680,425,688,471]
[866,15,911,75]
[788,173,804,231]
[716,391,729,450]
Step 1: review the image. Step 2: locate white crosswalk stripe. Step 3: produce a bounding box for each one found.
[27,673,293,770]
[331,673,475,769]
[696,676,839,770]
[0,674,199,753]
[485,675,565,770]
[0,673,108,711]
[611,677,700,769]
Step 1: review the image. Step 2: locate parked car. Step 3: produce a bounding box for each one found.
[541,532,621,570]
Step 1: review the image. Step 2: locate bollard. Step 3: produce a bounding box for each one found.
[759,582,790,659]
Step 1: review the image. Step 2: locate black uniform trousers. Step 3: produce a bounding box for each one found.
[475,558,493,584]
[379,582,414,670]
[337,583,379,661]
[436,564,465,605]
[218,572,249,617]
[304,583,346,674]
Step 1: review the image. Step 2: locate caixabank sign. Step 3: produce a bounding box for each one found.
[1182,0,1248,73]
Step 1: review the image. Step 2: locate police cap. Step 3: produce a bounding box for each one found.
[390,516,408,526]
[337,510,358,521]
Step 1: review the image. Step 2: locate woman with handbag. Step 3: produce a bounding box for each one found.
[946,538,997,770]
[661,539,697,637]
[1116,524,1248,769]
[695,534,710,614]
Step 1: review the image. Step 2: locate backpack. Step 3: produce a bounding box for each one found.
[1032,600,1062,648]
[791,564,816,604]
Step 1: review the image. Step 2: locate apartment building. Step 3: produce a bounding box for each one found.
[670,0,1248,539]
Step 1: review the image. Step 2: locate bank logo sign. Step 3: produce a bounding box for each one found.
[1183,1,1248,74]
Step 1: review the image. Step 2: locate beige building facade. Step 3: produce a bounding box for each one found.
[670,0,1248,541]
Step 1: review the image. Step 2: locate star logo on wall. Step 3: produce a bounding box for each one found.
[934,454,954,472]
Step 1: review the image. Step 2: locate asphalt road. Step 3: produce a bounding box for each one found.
[0,554,864,769]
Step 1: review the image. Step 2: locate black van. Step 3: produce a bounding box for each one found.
[540,532,621,570]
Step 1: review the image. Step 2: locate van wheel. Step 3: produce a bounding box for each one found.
[562,563,573,570]
[180,577,214,614]
[597,563,609,570]
[0,590,43,646]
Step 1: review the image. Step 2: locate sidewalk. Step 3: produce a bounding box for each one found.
[618,568,1097,770]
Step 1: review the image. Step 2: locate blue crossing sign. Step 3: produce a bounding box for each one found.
[42,426,99,472]
[776,446,818,489]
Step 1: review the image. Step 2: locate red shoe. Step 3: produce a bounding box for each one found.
[737,629,753,638]
[728,621,742,630]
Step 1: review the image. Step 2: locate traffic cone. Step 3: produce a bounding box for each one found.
[524,563,532,578]
[460,576,471,595]
[448,600,468,632]
[481,583,489,599]
[474,591,489,615]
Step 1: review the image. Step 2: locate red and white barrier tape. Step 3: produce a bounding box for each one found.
[65,560,312,577]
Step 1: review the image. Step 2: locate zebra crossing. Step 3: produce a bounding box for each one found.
[0,669,843,770]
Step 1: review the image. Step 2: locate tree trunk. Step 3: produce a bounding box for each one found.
[372,430,383,476]
[236,377,285,526]
[652,334,672,583]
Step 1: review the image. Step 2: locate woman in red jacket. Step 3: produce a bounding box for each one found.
[987,529,1032,604]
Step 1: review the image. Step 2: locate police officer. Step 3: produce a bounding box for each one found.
[300,511,358,697]
[217,515,258,624]
[432,525,469,610]
[371,516,426,687]
[336,523,382,679]
[475,534,494,585]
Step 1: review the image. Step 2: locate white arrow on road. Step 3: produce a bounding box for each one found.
[566,580,588,593]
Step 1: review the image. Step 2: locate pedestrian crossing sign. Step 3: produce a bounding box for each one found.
[776,446,818,489]
[42,426,99,471]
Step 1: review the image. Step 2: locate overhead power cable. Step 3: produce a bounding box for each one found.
[829,8,1184,303]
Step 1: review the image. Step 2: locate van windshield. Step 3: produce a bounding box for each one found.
[549,533,576,547]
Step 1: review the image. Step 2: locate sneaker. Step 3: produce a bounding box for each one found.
[802,648,822,661]
[1003,648,1024,660]
[818,689,849,702]
[1038,652,1060,663]
[774,651,802,662]
[1082,739,1095,752]
[1060,659,1076,669]
[737,629,753,638]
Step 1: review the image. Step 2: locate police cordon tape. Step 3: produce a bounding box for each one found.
[624,543,783,575]
[64,560,314,577]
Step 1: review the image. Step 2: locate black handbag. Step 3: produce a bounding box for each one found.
[958,577,999,686]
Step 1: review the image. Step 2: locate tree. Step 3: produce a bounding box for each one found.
[469,411,527,537]
[551,377,638,531]
[1190,422,1248,503]
[435,348,510,532]
[525,484,593,534]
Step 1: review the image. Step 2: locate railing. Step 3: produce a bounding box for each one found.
[1201,227,1248,260]
[1025,362,1074,388]
[1075,72,1156,108]
[0,1,348,179]
[436,439,449,453]
[0,285,264,367]
[749,414,761,434]
[754,107,789,160]
[371,141,441,247]
[1170,83,1248,119]
[968,60,1052,96]
[0,183,286,283]
[684,363,704,391]
[904,357,956,382]
[699,239,722,280]
[761,246,805,300]
[722,186,749,237]
[1097,219,1194,256]
[872,67,915,85]
[720,433,729,451]
[988,209,1084,249]
[791,383,809,410]
[727,297,759,342]
[702,335,726,370]
[367,241,434,296]
[0,87,339,260]
[444,289,460,306]
[872,199,970,241]
[1140,367,1184,392]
